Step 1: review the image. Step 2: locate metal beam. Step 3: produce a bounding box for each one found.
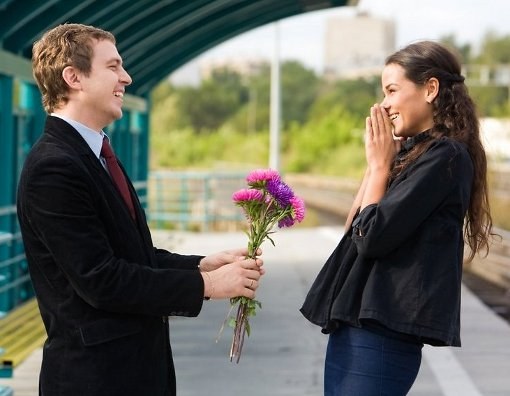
[0,49,32,82]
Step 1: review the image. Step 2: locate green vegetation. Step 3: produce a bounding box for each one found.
[149,33,510,228]
[149,61,376,177]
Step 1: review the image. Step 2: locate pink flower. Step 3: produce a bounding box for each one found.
[227,168,306,364]
[246,168,280,185]
[290,196,306,223]
[277,197,305,228]
[232,189,264,203]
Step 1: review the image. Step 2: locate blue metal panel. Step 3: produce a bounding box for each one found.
[0,75,15,314]
[133,110,149,209]
[0,384,13,396]
[15,81,45,303]
[136,109,149,182]
[19,82,45,169]
[0,78,46,314]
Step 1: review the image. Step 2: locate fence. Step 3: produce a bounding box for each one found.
[1,169,509,317]
[148,170,247,231]
[0,205,31,318]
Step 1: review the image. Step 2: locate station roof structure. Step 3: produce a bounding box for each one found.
[0,0,356,97]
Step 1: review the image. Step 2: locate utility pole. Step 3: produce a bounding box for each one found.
[269,22,281,171]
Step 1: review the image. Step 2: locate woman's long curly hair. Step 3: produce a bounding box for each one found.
[386,41,494,261]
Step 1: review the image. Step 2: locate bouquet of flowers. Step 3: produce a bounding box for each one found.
[227,169,305,363]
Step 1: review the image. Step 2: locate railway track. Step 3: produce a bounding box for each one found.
[464,228,510,323]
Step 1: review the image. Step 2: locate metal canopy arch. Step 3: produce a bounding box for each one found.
[0,0,356,314]
[0,0,354,97]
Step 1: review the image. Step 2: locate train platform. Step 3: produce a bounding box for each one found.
[1,226,509,395]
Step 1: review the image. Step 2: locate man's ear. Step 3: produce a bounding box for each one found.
[62,66,81,90]
[425,77,439,103]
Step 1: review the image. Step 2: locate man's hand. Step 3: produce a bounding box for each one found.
[201,254,264,300]
[199,248,263,272]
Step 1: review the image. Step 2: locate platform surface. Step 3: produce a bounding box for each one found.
[1,227,509,395]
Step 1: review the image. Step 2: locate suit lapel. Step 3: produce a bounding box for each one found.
[43,116,147,229]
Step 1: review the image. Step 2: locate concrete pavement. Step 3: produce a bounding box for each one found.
[155,226,510,396]
[2,226,510,395]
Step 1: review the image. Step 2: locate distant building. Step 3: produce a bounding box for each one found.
[169,61,201,87]
[199,57,268,80]
[480,118,510,162]
[169,57,268,87]
[324,12,396,80]
[463,64,510,86]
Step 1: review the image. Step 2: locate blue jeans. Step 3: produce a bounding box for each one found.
[324,325,423,396]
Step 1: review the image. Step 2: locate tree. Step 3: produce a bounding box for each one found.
[177,68,248,133]
[280,61,320,127]
[223,61,320,133]
[470,86,510,117]
[439,34,472,63]
[476,32,510,64]
[310,77,379,122]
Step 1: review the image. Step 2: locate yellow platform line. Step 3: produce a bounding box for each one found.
[0,299,46,376]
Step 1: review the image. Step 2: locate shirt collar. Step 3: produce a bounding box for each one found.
[51,113,105,159]
[399,130,432,156]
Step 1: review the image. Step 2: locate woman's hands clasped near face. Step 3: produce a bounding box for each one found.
[358,104,403,210]
[365,104,402,174]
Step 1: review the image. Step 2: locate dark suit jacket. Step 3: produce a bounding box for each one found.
[17,116,205,396]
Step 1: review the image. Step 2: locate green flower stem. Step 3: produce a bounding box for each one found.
[229,192,295,362]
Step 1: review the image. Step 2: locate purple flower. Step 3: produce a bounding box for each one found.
[278,216,295,228]
[266,178,294,208]
[277,196,305,228]
[232,188,264,203]
[227,168,306,363]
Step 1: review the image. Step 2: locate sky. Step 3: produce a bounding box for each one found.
[171,0,510,84]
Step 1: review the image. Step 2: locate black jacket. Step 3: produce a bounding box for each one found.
[301,133,473,347]
[17,116,205,395]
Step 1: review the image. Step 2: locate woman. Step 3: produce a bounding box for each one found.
[301,41,494,395]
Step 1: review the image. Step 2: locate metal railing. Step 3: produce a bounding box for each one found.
[147,170,246,231]
[0,206,29,318]
[1,170,509,318]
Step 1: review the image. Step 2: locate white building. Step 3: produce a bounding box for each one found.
[324,12,396,80]
[480,118,510,162]
[199,57,268,80]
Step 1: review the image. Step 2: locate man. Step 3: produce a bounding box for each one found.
[17,23,263,396]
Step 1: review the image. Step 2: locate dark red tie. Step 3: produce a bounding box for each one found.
[101,137,136,220]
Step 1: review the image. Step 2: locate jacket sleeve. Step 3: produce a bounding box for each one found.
[351,139,473,258]
[18,153,204,317]
[153,248,204,270]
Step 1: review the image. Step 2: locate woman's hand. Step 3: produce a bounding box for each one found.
[365,104,398,173]
[359,104,399,210]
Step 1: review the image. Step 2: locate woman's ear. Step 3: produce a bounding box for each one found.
[425,77,439,103]
[62,66,81,90]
